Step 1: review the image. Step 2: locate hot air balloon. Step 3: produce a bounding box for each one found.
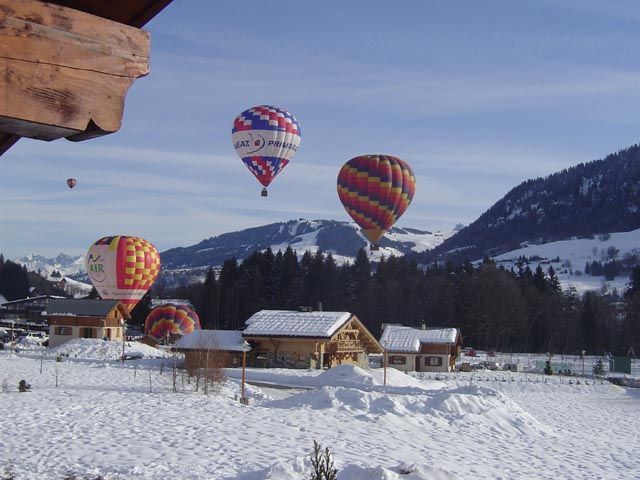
[337,155,416,249]
[86,236,160,313]
[232,105,301,197]
[144,303,201,341]
[67,178,77,189]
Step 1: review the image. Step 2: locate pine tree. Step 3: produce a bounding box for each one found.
[593,359,605,377]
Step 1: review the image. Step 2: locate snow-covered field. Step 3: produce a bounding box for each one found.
[1,349,639,479]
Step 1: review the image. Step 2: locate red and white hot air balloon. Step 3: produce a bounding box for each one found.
[86,235,160,313]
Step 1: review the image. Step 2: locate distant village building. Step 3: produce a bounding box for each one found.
[150,298,194,309]
[242,310,382,369]
[0,295,64,329]
[380,325,462,372]
[173,330,249,370]
[45,299,129,348]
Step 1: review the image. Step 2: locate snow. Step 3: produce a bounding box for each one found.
[49,338,171,360]
[380,325,458,352]
[243,310,351,338]
[174,330,248,352]
[0,293,7,304]
[491,227,640,294]
[0,353,639,479]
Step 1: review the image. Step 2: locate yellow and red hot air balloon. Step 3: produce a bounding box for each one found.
[144,304,201,340]
[337,155,416,248]
[86,236,160,313]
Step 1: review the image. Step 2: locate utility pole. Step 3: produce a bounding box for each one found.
[240,340,250,405]
[121,319,126,363]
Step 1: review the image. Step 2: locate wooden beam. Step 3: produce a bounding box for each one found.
[0,0,150,151]
[0,132,21,155]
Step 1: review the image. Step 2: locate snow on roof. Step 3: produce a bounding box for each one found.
[0,294,7,305]
[45,299,121,317]
[380,325,459,353]
[173,330,249,352]
[151,298,194,309]
[243,310,351,338]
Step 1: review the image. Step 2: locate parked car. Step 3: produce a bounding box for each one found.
[24,331,49,345]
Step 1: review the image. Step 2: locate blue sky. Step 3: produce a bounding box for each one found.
[2,0,640,258]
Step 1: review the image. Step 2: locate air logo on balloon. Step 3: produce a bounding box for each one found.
[87,254,107,282]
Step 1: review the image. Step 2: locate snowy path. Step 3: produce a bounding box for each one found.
[1,353,639,479]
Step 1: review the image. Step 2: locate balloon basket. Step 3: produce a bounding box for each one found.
[261,188,268,197]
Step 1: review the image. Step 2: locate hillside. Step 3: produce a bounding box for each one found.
[424,144,640,263]
[161,219,451,270]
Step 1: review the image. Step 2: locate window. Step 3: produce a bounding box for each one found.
[425,356,443,367]
[389,356,406,365]
[55,326,72,336]
[80,327,95,339]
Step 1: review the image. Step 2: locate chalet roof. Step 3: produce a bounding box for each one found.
[380,325,459,353]
[150,298,194,310]
[44,299,121,317]
[173,330,249,352]
[0,294,7,305]
[47,1,173,28]
[1,295,65,306]
[243,310,352,339]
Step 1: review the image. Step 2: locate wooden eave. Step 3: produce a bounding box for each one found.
[46,0,174,28]
[0,0,172,155]
[329,315,383,354]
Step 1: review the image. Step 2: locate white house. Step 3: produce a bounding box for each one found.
[380,325,462,372]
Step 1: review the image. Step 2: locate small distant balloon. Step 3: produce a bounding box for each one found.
[337,155,416,246]
[144,304,201,340]
[67,178,77,189]
[232,105,301,196]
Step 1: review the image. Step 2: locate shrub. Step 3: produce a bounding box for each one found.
[310,440,338,480]
[544,360,553,376]
[593,359,605,377]
[18,379,31,392]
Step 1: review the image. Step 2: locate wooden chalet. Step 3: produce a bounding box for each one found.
[45,298,129,347]
[0,0,173,155]
[173,330,249,371]
[380,325,462,373]
[242,310,383,369]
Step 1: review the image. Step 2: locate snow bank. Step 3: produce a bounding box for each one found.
[49,338,171,360]
[240,458,463,480]
[265,383,552,435]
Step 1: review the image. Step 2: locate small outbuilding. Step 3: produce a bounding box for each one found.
[173,330,249,370]
[380,325,462,372]
[242,310,382,369]
[45,299,129,348]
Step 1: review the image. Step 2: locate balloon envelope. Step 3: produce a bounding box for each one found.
[337,155,416,244]
[232,105,301,190]
[86,236,160,313]
[144,304,201,340]
[67,178,77,189]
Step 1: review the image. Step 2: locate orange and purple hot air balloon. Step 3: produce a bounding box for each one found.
[337,155,416,247]
[67,178,77,189]
[86,236,160,313]
[144,304,201,340]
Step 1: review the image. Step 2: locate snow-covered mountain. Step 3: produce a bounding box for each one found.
[489,228,640,294]
[15,253,86,279]
[423,144,640,264]
[161,219,452,272]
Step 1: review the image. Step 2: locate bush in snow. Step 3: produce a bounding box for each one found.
[544,360,553,376]
[309,440,338,480]
[593,359,605,377]
[18,379,30,392]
